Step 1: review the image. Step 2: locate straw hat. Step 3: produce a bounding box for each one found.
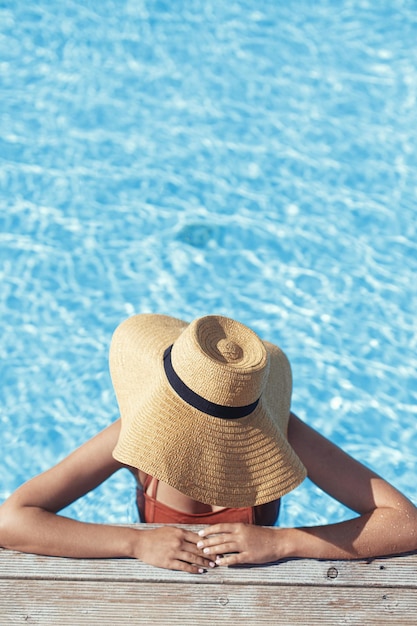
[111,314,306,507]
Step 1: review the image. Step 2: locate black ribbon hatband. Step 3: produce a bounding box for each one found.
[163,345,259,419]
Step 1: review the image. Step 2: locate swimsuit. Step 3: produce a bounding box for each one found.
[137,475,280,526]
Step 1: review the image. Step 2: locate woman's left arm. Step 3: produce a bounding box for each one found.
[198,413,417,565]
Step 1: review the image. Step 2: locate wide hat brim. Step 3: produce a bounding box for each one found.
[110,314,307,507]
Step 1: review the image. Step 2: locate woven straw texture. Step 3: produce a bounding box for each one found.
[111,314,306,507]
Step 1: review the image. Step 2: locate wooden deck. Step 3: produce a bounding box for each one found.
[1,525,416,625]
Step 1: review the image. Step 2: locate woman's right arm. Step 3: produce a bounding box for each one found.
[0,420,211,573]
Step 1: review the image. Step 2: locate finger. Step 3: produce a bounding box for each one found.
[198,524,235,538]
[172,559,207,575]
[175,546,215,567]
[197,531,235,551]
[179,549,216,569]
[215,552,245,567]
[197,533,235,551]
[184,540,217,564]
[196,553,217,568]
[201,541,238,557]
[182,530,203,544]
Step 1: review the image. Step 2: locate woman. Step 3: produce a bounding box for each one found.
[0,313,416,573]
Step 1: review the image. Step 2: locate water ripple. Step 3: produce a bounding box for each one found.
[1,0,416,525]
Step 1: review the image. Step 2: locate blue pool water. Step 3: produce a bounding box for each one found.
[1,0,416,528]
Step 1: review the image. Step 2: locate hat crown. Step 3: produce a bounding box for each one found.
[216,339,243,361]
[111,312,306,507]
[171,316,269,407]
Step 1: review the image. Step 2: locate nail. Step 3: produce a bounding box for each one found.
[197,541,204,548]
[203,547,210,554]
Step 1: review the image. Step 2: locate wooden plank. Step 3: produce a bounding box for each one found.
[1,579,416,625]
[1,547,417,589]
[2,524,416,625]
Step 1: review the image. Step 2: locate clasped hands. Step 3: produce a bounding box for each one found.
[137,523,281,573]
